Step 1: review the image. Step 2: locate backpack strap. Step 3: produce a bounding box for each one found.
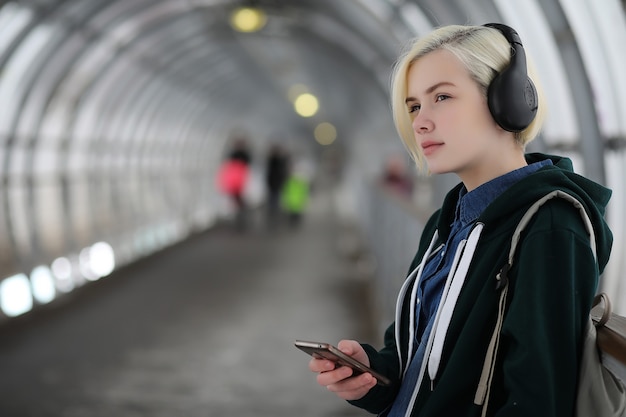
[474,190,596,416]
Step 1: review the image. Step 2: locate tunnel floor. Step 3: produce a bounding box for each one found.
[0,191,378,417]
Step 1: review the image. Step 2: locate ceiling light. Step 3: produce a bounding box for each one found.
[314,122,337,146]
[294,93,319,118]
[230,6,267,33]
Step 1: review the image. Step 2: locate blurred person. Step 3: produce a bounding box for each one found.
[265,143,289,227]
[305,23,613,417]
[381,153,414,196]
[216,134,253,230]
[281,159,310,228]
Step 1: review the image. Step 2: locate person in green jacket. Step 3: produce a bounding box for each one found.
[281,163,310,227]
[307,23,613,417]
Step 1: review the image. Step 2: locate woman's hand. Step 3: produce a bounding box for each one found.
[308,339,378,400]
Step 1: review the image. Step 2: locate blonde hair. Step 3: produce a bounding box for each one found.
[390,25,546,171]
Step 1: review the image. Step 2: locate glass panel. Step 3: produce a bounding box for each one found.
[0,23,53,137]
[7,176,30,259]
[559,0,623,137]
[603,150,626,314]
[42,36,116,146]
[0,3,33,58]
[398,3,434,36]
[33,147,66,258]
[585,0,626,136]
[68,176,92,247]
[15,27,83,144]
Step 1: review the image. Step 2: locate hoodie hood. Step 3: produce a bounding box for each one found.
[437,153,613,273]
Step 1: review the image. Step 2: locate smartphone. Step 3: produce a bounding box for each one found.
[294,340,391,386]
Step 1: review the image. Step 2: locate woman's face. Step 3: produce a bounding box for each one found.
[405,48,515,189]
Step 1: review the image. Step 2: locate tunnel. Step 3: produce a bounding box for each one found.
[0,0,625,415]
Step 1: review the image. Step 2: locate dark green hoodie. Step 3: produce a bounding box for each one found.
[350,153,613,417]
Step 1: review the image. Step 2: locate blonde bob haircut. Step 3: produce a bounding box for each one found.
[390,24,546,172]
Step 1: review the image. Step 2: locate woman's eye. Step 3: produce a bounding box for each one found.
[436,94,450,102]
[408,104,420,114]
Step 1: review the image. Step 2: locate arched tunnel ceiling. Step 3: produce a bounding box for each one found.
[2,0,412,161]
[4,0,625,166]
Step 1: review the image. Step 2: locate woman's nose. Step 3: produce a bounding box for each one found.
[412,110,433,134]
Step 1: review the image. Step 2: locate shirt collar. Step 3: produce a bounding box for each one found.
[456,159,553,225]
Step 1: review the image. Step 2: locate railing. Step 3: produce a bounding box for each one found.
[350,180,432,336]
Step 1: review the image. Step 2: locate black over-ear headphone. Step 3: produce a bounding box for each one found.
[483,23,538,132]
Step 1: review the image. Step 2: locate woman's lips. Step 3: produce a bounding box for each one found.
[421,141,443,156]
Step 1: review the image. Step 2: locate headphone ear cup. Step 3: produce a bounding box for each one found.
[484,23,538,132]
[487,64,538,132]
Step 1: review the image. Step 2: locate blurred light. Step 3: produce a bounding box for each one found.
[314,122,337,145]
[230,7,267,33]
[294,93,319,117]
[79,247,99,281]
[89,241,116,277]
[30,266,56,304]
[51,257,74,293]
[0,274,33,317]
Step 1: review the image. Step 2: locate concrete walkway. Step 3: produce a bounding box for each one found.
[0,191,380,417]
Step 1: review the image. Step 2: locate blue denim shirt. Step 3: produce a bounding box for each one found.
[387,159,551,417]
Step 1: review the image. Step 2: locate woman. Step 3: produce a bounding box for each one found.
[308,24,613,416]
